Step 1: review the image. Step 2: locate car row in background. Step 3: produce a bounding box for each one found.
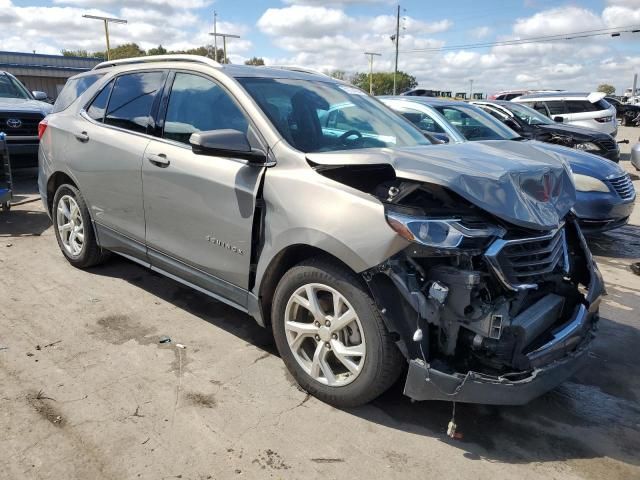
[511,92,617,137]
[381,96,635,234]
[605,96,640,126]
[471,100,620,162]
[0,70,53,168]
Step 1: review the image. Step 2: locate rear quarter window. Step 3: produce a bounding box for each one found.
[52,74,104,113]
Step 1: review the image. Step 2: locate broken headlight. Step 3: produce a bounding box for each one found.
[385,211,505,249]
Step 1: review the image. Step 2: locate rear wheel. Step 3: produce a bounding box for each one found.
[272,259,403,407]
[53,184,107,268]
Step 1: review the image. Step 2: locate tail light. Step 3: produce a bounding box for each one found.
[594,116,613,123]
[38,118,48,140]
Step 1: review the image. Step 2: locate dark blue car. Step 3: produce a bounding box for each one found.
[382,96,636,234]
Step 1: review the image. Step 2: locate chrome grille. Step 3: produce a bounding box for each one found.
[608,174,635,200]
[0,111,43,137]
[485,227,568,291]
[595,138,616,151]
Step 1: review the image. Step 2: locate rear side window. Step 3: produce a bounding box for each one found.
[52,74,104,113]
[86,79,114,122]
[565,100,600,113]
[544,101,565,115]
[104,72,165,134]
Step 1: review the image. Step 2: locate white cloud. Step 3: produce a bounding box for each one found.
[257,6,352,37]
[0,0,250,55]
[471,26,492,39]
[513,6,604,37]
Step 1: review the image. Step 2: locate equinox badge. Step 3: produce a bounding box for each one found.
[206,235,245,255]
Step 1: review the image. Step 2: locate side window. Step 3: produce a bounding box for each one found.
[105,71,165,134]
[86,79,114,122]
[397,107,444,133]
[163,73,248,145]
[53,74,104,113]
[529,102,549,116]
[545,101,565,115]
[565,100,601,113]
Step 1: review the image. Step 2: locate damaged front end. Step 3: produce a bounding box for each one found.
[363,180,605,405]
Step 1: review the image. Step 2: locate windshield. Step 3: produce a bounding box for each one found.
[431,104,520,141]
[502,102,552,126]
[0,73,32,100]
[237,78,430,153]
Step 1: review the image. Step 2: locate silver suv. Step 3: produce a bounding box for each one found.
[39,55,604,407]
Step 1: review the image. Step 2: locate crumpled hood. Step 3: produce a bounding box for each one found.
[307,140,576,231]
[534,122,613,141]
[0,97,52,116]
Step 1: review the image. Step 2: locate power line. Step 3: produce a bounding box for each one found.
[396,24,640,54]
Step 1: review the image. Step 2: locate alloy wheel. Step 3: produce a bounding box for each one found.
[284,283,366,386]
[56,195,84,256]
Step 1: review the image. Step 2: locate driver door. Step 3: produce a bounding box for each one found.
[142,71,265,308]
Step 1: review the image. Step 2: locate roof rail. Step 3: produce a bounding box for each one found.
[266,65,332,78]
[93,54,221,71]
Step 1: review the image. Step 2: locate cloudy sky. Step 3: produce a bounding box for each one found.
[2,0,640,95]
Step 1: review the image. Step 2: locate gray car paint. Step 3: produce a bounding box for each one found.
[307,141,575,231]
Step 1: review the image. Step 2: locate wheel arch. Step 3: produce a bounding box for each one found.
[46,171,78,215]
[256,243,357,327]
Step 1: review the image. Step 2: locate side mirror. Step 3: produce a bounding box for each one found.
[32,91,48,101]
[189,129,267,163]
[553,116,564,123]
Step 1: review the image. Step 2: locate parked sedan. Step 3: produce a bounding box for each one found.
[381,96,635,234]
[470,100,620,162]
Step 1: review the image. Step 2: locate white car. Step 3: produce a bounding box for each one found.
[512,92,617,137]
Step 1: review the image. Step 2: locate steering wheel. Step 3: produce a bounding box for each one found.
[339,129,363,146]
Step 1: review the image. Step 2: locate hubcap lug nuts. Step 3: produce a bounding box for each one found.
[325,342,331,348]
[332,334,337,339]
[325,321,331,327]
[314,321,320,327]
[315,335,320,341]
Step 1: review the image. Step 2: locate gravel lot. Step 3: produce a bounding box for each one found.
[1,127,639,480]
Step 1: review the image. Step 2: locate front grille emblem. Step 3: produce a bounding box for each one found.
[6,118,22,129]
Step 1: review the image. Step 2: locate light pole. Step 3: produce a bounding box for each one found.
[208,33,240,64]
[364,52,381,95]
[82,14,127,61]
[469,79,474,100]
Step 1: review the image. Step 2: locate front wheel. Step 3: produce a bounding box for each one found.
[271,259,403,407]
[52,184,107,268]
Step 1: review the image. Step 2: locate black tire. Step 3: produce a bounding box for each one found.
[271,258,403,408]
[1,201,9,212]
[52,184,108,268]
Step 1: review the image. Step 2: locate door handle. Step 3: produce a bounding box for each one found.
[147,153,170,167]
[75,131,89,143]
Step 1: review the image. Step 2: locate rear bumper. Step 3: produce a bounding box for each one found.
[402,221,605,405]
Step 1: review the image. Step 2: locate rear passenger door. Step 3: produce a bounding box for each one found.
[142,71,266,308]
[73,70,167,259]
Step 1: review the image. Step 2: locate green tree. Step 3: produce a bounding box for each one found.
[147,45,167,56]
[351,71,417,95]
[244,57,265,65]
[169,46,228,63]
[597,83,615,95]
[103,43,146,60]
[329,70,346,80]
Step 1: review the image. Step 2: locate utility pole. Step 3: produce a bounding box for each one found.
[82,14,127,61]
[469,79,473,100]
[213,11,218,62]
[393,4,400,95]
[364,52,381,95]
[208,33,240,64]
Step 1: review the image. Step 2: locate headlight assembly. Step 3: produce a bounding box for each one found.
[385,211,505,249]
[572,174,610,193]
[574,142,601,152]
